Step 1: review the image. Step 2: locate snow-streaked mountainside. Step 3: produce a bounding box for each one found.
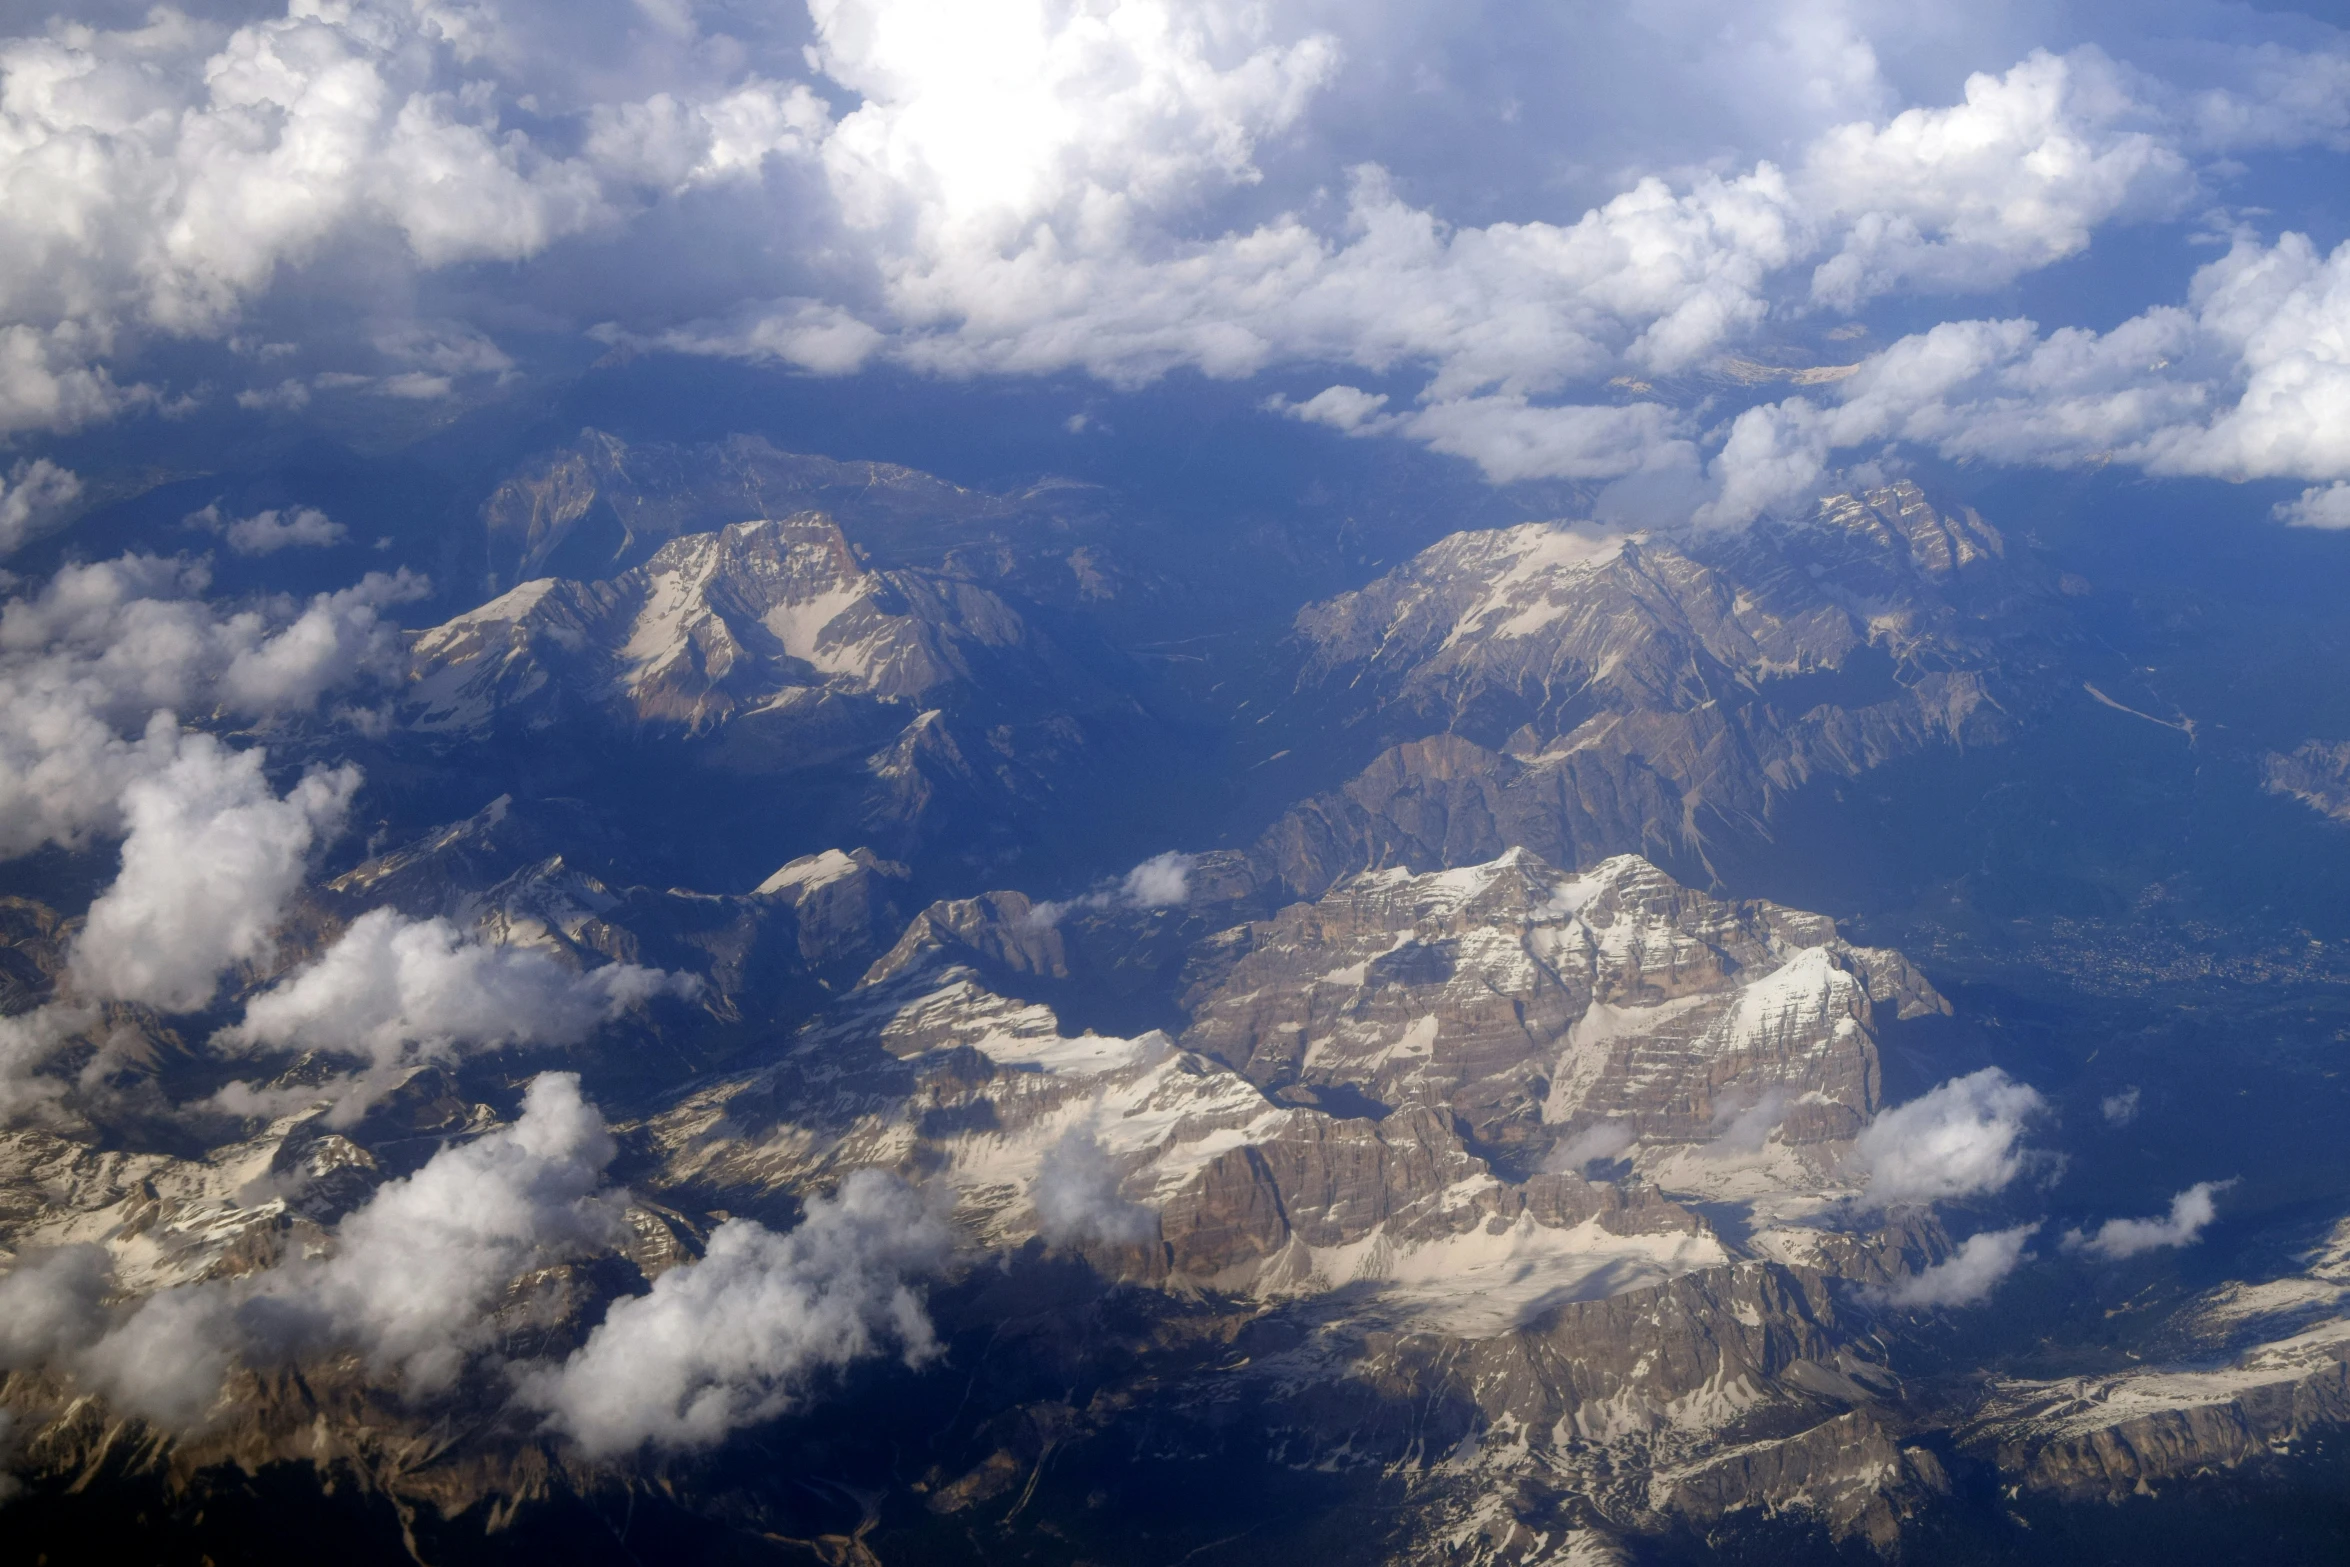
[411,512,1075,730]
[2,436,2349,1567]
[1261,481,2067,894]
[8,822,2334,1558]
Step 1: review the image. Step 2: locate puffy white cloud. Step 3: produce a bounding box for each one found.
[1850,1067,2049,1209]
[65,1071,625,1422]
[0,555,419,857]
[217,908,694,1120]
[1119,850,1193,908]
[245,1070,625,1392]
[0,322,147,434]
[0,457,81,556]
[0,553,440,1116]
[0,1,2347,514]
[812,0,1338,249]
[1803,49,2192,308]
[1545,1121,1636,1174]
[68,737,356,1011]
[2063,1179,2232,1261]
[1033,1127,1155,1245]
[0,557,424,1105]
[2100,1086,2141,1125]
[0,2,607,412]
[1026,847,1198,926]
[1871,1222,2039,1308]
[2156,232,2350,482]
[516,1168,950,1455]
[2278,483,2350,529]
[1687,228,2350,521]
[584,79,831,192]
[192,504,348,554]
[28,1081,945,1439]
[216,575,428,713]
[0,1243,111,1369]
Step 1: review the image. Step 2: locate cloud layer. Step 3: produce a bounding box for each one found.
[70,739,355,1011]
[0,554,417,857]
[0,1,2341,524]
[0,553,433,1110]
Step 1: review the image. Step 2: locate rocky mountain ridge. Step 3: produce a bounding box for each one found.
[1254,480,2072,894]
[2,447,2346,1565]
[0,841,2066,1559]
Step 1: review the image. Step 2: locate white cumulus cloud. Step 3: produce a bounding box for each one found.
[70,1071,625,1421]
[1804,49,2193,308]
[191,504,349,555]
[2063,1179,2232,1261]
[0,556,420,856]
[217,907,695,1120]
[1870,1222,2040,1308]
[1689,226,2350,522]
[2277,483,2350,529]
[0,457,81,556]
[1850,1067,2049,1209]
[1119,850,1194,908]
[67,737,356,1012]
[516,1168,950,1455]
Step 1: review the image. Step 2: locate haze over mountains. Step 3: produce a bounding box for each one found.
[4,1,2350,1563]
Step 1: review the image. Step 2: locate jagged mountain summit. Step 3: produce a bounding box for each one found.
[1255,481,2074,894]
[413,513,1092,735]
[398,503,1165,884]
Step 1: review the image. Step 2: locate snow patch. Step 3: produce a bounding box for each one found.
[1281,1213,1726,1337]
[756,848,861,896]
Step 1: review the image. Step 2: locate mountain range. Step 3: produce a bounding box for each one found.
[2,433,2347,1566]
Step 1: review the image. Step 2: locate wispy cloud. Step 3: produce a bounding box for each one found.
[2064,1180,2234,1260]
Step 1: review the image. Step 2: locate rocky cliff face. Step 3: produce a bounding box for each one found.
[401,510,1158,875]
[638,847,1940,1295]
[411,512,1090,735]
[1966,1213,2350,1504]
[1179,849,1939,1168]
[475,429,1116,599]
[592,847,1990,1558]
[1258,481,2066,895]
[2263,739,2350,825]
[5,812,2346,1561]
